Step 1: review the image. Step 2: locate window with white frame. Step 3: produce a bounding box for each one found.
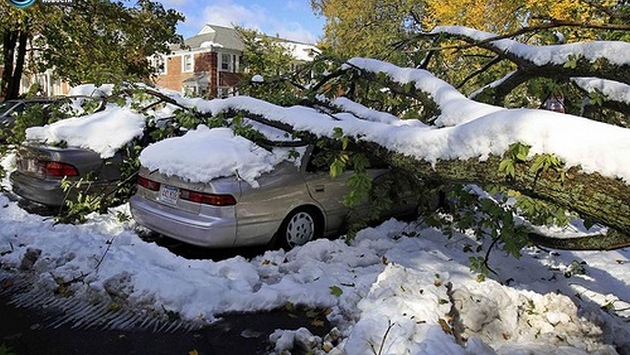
[150,54,166,75]
[182,54,194,72]
[221,53,233,72]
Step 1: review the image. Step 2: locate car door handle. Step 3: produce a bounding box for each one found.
[314,185,325,192]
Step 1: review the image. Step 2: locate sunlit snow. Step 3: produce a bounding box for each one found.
[25,105,146,159]
[6,52,630,353]
[0,181,627,353]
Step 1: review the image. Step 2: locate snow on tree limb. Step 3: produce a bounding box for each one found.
[341,57,503,126]
[30,56,630,248]
[571,77,630,119]
[331,97,427,127]
[149,49,630,247]
[152,97,629,248]
[430,26,630,68]
[158,62,630,186]
[424,26,630,105]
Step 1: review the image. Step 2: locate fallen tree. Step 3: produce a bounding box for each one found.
[154,63,630,250]
[17,26,630,254]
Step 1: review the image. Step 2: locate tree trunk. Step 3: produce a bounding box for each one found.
[364,143,630,249]
[1,30,18,100]
[1,28,28,100]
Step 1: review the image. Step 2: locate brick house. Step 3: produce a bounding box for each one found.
[151,24,245,98]
[151,24,320,99]
[13,24,318,99]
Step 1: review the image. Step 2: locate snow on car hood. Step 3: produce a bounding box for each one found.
[139,126,297,187]
[25,104,146,159]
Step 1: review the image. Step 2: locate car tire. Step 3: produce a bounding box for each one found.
[277,207,320,249]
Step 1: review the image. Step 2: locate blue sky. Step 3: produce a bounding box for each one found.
[156,0,326,43]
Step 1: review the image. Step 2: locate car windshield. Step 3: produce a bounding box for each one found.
[0,100,20,116]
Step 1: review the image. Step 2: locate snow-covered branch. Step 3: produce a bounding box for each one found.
[426,26,630,106]
[571,77,630,117]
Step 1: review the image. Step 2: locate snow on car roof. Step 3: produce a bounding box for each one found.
[25,104,146,159]
[139,126,301,187]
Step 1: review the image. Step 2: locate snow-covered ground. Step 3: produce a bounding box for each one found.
[3,52,629,353]
[0,154,628,354]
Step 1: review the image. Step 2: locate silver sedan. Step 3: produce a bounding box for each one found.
[130,146,418,249]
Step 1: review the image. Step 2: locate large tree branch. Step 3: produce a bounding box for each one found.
[456,56,504,89]
[569,77,630,118]
[365,143,630,249]
[340,60,441,122]
[580,0,630,20]
[185,97,630,249]
[427,29,630,86]
[419,20,630,53]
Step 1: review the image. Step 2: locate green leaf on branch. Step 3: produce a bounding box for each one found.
[529,154,563,174]
[499,143,531,179]
[563,54,580,69]
[498,158,516,179]
[332,127,344,139]
[330,153,348,178]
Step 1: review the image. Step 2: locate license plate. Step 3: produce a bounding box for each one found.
[160,185,180,205]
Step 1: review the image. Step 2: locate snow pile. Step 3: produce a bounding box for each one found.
[139,126,293,187]
[0,157,628,355]
[25,105,146,158]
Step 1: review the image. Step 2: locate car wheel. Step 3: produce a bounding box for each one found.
[278,208,319,249]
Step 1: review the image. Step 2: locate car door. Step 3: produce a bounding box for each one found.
[302,146,389,233]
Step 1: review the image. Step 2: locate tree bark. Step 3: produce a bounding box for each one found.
[1,30,18,100]
[364,143,630,249]
[1,29,28,100]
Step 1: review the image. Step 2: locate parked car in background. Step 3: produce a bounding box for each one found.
[10,143,124,207]
[6,95,138,208]
[0,98,56,142]
[130,131,419,250]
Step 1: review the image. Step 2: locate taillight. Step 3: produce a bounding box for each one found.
[43,161,79,177]
[137,176,161,191]
[180,189,236,206]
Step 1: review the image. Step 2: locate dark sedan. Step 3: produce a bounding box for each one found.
[10,143,124,207]
[0,99,56,142]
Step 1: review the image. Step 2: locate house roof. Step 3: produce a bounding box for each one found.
[182,24,244,52]
[167,24,319,62]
